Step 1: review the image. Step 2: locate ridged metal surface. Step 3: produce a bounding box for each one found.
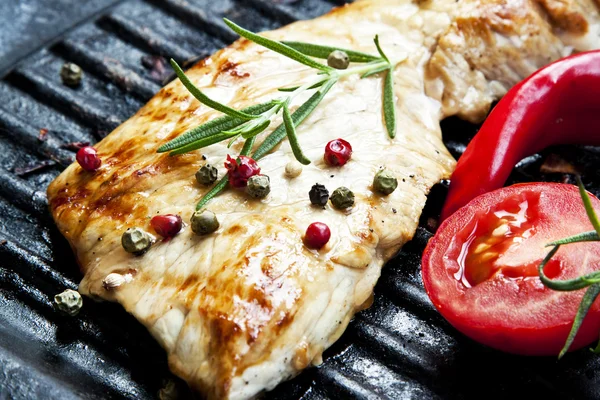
[1,1,600,399]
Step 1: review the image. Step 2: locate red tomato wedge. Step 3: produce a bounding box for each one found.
[422,183,600,355]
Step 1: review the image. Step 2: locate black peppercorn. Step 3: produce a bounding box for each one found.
[309,183,329,207]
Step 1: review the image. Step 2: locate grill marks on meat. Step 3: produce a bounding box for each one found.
[47,0,600,398]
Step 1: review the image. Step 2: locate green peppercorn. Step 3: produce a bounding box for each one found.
[191,209,219,235]
[373,169,398,195]
[195,164,218,186]
[246,175,270,199]
[60,62,83,87]
[121,227,152,255]
[327,50,350,70]
[54,289,83,316]
[309,183,329,207]
[330,186,355,209]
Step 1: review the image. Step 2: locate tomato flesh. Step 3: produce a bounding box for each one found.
[422,183,600,355]
[453,190,541,287]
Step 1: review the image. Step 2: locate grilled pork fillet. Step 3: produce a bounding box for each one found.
[47,0,600,398]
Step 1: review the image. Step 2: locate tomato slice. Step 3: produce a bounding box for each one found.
[422,183,600,355]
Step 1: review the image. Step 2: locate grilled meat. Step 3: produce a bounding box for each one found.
[47,0,600,398]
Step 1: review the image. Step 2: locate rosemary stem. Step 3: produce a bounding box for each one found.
[336,59,390,79]
[287,76,330,103]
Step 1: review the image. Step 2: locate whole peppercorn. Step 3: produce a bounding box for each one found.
[327,50,350,70]
[102,273,126,290]
[191,209,220,235]
[330,186,355,209]
[284,161,302,178]
[324,138,352,166]
[76,146,101,171]
[151,214,183,238]
[309,183,329,207]
[373,169,398,195]
[225,155,261,188]
[121,227,153,255]
[60,62,83,87]
[246,175,271,199]
[54,289,83,316]
[196,164,218,185]
[304,222,331,249]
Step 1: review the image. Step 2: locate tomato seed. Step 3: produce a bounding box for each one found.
[492,224,510,237]
[473,243,491,254]
[479,252,498,263]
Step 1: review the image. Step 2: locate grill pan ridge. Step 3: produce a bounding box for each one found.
[1,1,600,399]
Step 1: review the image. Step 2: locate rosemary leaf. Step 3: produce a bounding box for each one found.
[240,136,256,156]
[547,230,600,246]
[278,80,326,92]
[171,59,258,120]
[361,63,392,78]
[196,176,228,210]
[542,267,600,291]
[169,133,235,155]
[577,176,600,236]
[227,133,242,148]
[559,283,600,358]
[373,35,389,63]
[383,68,397,138]
[253,78,337,160]
[538,245,600,291]
[282,41,380,63]
[241,119,271,139]
[158,102,274,153]
[223,19,333,73]
[283,104,310,165]
[538,245,561,284]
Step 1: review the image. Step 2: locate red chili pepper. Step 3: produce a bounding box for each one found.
[441,51,600,221]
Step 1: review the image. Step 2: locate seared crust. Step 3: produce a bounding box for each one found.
[48,0,600,398]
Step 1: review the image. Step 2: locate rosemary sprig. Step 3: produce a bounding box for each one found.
[383,67,397,138]
[253,78,337,161]
[538,176,600,358]
[170,59,259,120]
[373,35,389,63]
[157,101,274,153]
[159,19,402,208]
[361,62,392,79]
[197,175,229,210]
[577,176,600,235]
[282,41,381,63]
[283,103,310,165]
[223,19,333,73]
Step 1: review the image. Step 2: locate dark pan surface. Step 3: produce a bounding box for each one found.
[1,1,600,399]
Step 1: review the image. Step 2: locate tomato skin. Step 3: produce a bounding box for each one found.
[423,183,600,355]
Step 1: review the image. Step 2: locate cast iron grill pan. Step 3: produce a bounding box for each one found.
[1,1,600,398]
